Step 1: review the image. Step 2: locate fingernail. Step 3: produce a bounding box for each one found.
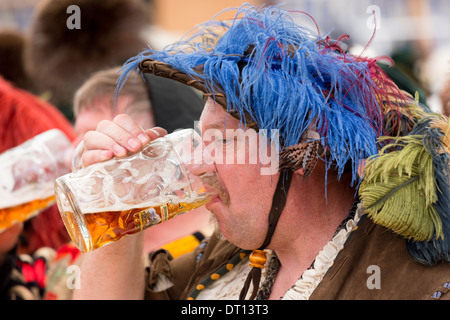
[149,129,161,138]
[127,138,139,149]
[113,144,126,156]
[138,134,150,144]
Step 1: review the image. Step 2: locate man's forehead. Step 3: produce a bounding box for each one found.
[198,99,241,131]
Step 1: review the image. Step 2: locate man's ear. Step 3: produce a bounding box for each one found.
[278,128,321,177]
[278,141,320,178]
[292,166,305,177]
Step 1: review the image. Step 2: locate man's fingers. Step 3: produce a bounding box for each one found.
[80,113,169,168]
[82,149,113,168]
[83,130,127,157]
[145,127,168,140]
[94,118,142,154]
[112,114,151,146]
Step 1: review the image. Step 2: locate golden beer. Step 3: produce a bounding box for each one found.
[63,198,211,252]
[0,195,56,233]
[0,129,72,233]
[55,129,217,252]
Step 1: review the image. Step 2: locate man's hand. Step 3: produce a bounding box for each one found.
[81,114,167,167]
[73,114,168,300]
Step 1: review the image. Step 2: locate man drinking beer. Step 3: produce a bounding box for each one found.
[73,5,450,300]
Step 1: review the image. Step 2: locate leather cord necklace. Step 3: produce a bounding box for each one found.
[239,170,293,300]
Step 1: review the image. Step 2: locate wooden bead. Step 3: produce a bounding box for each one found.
[249,250,267,269]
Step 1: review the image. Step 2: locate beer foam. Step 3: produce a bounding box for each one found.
[61,152,197,215]
[0,181,54,209]
[75,188,201,215]
[1,129,72,209]
[0,154,55,209]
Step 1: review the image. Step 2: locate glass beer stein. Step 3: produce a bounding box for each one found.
[55,129,217,253]
[0,129,73,233]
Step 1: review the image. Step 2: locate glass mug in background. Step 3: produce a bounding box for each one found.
[0,129,73,233]
[55,129,217,253]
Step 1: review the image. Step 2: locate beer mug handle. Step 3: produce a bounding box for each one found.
[72,141,85,171]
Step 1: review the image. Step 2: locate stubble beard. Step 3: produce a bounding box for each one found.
[201,170,230,241]
[208,213,227,241]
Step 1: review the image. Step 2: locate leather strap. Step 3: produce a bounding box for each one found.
[259,170,293,250]
[239,170,293,300]
[239,266,262,300]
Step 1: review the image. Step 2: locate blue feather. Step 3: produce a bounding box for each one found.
[407,118,450,264]
[117,5,386,186]
[115,4,450,264]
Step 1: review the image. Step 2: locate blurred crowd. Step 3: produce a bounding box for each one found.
[0,0,448,300]
[0,0,208,300]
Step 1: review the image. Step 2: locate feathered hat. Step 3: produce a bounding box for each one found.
[118,4,450,288]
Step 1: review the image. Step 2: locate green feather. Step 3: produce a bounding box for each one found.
[359,134,443,241]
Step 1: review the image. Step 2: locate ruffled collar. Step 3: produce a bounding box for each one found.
[196,202,364,300]
[281,202,363,300]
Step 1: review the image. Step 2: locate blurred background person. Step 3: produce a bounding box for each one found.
[0,76,77,300]
[0,76,76,254]
[72,66,212,256]
[24,0,150,122]
[0,29,33,92]
[275,0,450,114]
[441,78,450,116]
[73,67,205,144]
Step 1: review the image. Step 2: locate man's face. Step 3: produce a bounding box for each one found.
[74,102,113,146]
[74,95,154,147]
[198,98,280,250]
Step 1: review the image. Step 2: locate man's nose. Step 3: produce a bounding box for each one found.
[184,139,216,177]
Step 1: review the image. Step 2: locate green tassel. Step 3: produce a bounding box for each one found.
[359,134,443,242]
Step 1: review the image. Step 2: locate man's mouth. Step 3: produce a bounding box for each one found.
[210,195,221,204]
[206,195,221,211]
[201,172,230,206]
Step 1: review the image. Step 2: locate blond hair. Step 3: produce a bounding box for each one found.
[73,67,151,118]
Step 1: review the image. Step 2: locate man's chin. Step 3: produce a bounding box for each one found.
[208,214,227,241]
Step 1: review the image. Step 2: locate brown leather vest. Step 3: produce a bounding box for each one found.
[145,215,450,300]
[310,216,450,300]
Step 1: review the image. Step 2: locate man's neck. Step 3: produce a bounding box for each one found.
[267,169,356,299]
